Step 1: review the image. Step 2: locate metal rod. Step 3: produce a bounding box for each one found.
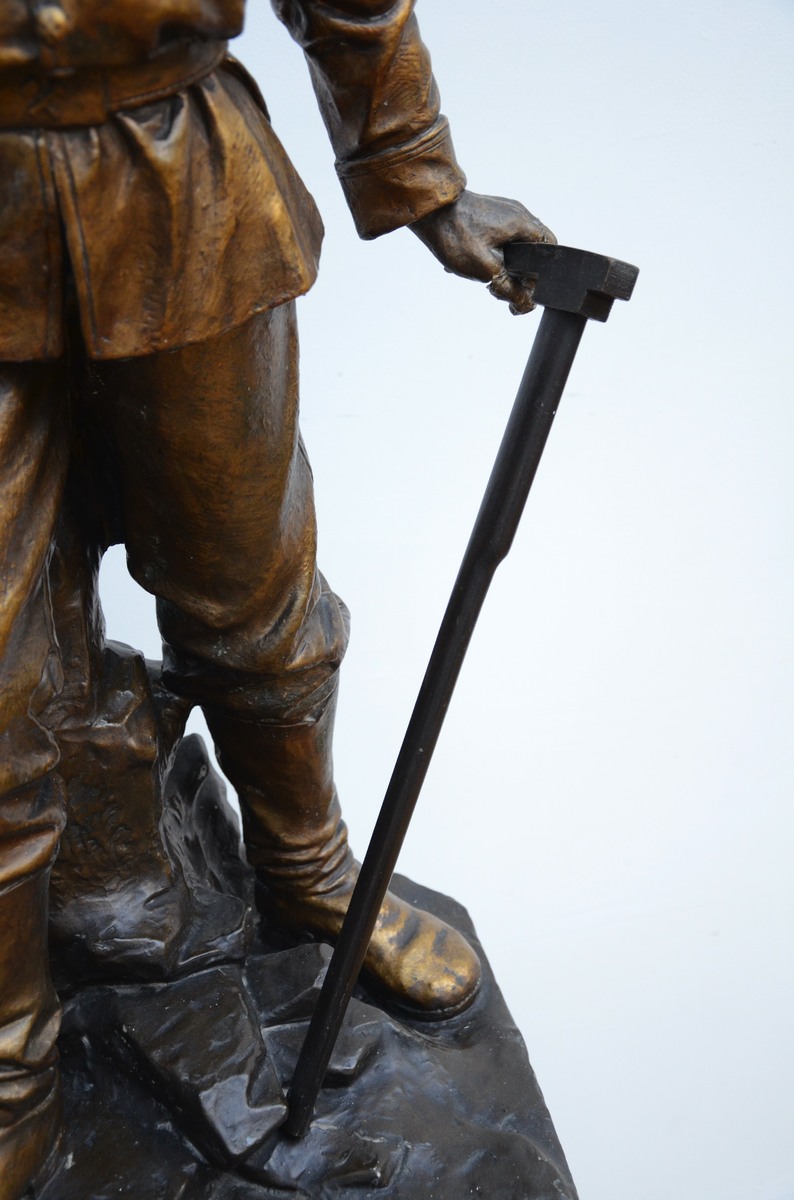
[286,306,588,1137]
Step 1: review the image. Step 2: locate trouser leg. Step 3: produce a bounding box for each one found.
[0,363,68,1200]
[90,302,347,717]
[91,305,480,1016]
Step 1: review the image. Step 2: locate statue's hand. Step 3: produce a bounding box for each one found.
[410,189,556,315]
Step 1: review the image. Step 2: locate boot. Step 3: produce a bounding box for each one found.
[0,778,65,1200]
[205,689,481,1018]
[0,1067,61,1200]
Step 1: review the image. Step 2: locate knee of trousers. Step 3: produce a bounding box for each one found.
[160,574,350,722]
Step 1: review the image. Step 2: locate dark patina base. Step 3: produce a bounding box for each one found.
[33,646,576,1199]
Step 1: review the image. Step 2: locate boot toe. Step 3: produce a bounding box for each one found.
[264,880,482,1020]
[363,894,482,1019]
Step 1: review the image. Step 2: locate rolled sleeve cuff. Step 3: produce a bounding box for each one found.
[336,117,466,240]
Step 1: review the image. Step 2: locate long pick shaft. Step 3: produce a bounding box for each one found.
[286,306,587,1137]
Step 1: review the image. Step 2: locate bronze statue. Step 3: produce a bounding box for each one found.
[0,3,560,1196]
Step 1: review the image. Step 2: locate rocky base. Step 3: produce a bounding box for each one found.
[35,646,577,1199]
[39,875,576,1198]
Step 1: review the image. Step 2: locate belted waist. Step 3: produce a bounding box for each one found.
[0,38,228,129]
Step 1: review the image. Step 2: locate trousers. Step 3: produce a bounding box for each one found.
[0,299,349,1193]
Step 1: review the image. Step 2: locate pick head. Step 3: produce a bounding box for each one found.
[503,243,639,322]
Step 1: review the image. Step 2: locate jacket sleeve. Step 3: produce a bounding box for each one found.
[271,0,466,238]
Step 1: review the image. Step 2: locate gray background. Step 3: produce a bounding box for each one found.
[101,3,794,1197]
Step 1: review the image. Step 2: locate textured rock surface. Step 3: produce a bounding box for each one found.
[38,651,577,1199]
[49,644,254,987]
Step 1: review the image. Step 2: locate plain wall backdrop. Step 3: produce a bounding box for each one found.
[100,3,794,1197]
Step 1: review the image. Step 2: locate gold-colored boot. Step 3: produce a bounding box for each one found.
[205,693,481,1018]
[0,1068,62,1200]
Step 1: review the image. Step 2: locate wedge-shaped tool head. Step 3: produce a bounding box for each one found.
[504,243,639,322]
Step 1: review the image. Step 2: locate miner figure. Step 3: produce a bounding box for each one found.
[0,2,554,1194]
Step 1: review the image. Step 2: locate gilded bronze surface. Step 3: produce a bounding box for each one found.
[0,4,556,1196]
